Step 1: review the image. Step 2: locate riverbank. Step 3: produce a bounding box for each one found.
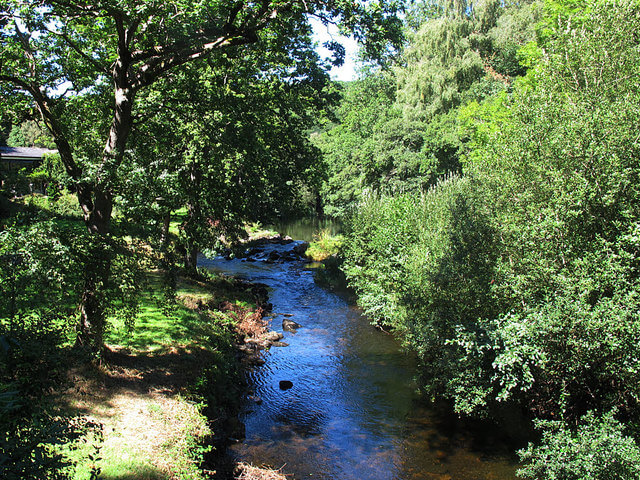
[57,269,286,480]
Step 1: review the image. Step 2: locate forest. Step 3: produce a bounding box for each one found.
[2,0,640,479]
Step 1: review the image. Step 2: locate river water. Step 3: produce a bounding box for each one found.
[200,240,519,480]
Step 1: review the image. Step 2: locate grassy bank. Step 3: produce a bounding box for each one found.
[305,228,343,262]
[0,193,285,479]
[59,270,272,480]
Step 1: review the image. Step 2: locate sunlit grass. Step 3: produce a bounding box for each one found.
[105,271,246,352]
[306,228,344,261]
[65,270,256,480]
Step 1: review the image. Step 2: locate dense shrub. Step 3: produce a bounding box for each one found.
[343,175,501,413]
[0,313,101,480]
[518,411,640,480]
[341,0,640,474]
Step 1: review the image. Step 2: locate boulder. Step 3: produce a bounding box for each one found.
[283,318,302,332]
[263,331,284,342]
[268,250,280,261]
[293,242,309,256]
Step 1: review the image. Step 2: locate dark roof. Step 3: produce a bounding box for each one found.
[0,146,57,161]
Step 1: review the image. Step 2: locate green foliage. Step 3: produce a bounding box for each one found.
[519,411,640,480]
[342,0,640,473]
[397,0,537,117]
[0,312,101,480]
[343,175,499,413]
[0,216,143,329]
[306,229,344,261]
[0,412,101,480]
[22,193,82,218]
[316,73,458,218]
[6,120,55,149]
[317,0,537,218]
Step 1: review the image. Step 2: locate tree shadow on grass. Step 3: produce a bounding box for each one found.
[99,464,170,480]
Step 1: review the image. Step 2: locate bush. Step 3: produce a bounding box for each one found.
[519,411,640,480]
[343,175,501,413]
[306,229,344,261]
[0,312,101,480]
[22,192,82,219]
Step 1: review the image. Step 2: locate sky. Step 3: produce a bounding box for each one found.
[310,17,359,82]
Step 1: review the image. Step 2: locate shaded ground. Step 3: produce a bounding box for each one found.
[57,272,286,480]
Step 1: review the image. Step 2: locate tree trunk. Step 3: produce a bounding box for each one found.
[184,244,199,274]
[74,82,133,353]
[76,259,110,353]
[75,195,113,354]
[160,210,171,248]
[183,164,202,275]
[315,191,324,219]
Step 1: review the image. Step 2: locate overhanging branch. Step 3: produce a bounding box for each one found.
[133,33,258,90]
[45,27,110,75]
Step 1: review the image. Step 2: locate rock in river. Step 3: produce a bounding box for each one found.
[283,318,302,332]
[293,242,309,256]
[279,380,293,390]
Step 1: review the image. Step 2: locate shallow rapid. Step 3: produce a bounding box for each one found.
[200,240,519,480]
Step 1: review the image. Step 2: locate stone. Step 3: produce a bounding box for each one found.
[263,331,284,342]
[279,380,293,390]
[268,250,280,261]
[293,242,309,256]
[283,318,302,332]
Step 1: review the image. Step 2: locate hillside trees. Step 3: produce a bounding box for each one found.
[316,0,537,217]
[0,0,402,352]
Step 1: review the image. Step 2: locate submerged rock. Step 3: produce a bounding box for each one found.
[283,318,302,332]
[279,380,293,390]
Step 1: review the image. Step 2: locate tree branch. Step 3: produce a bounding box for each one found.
[133,33,258,90]
[0,74,31,91]
[45,26,110,75]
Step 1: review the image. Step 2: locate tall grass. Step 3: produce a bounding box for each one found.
[306,228,344,261]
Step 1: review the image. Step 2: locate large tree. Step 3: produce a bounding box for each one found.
[120,38,329,272]
[0,0,402,352]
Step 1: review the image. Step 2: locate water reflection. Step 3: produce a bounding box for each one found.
[200,242,519,480]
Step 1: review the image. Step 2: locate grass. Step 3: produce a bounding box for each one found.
[20,191,84,219]
[305,228,344,261]
[168,207,188,237]
[60,270,264,480]
[3,193,286,480]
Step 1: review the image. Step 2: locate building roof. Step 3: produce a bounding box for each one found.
[0,146,57,161]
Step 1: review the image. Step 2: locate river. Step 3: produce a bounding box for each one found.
[200,239,520,480]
